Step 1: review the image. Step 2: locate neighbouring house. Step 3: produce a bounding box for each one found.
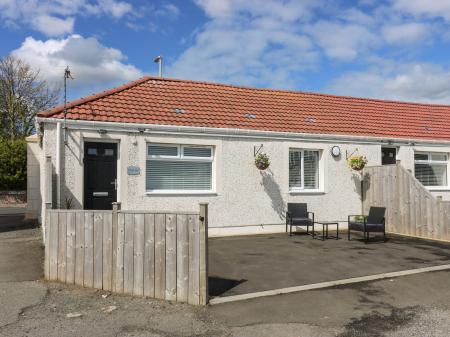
[27,76,450,236]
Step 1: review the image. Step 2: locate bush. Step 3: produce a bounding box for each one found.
[0,138,27,190]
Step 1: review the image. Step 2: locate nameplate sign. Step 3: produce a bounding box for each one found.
[127,166,141,175]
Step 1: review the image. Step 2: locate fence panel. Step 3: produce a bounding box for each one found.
[44,205,208,305]
[363,163,450,241]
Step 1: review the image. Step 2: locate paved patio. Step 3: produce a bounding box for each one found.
[209,232,450,298]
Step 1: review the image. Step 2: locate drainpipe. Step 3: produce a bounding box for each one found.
[360,171,364,214]
[56,122,62,209]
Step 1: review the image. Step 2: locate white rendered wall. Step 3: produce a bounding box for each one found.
[26,135,42,220]
[39,123,450,236]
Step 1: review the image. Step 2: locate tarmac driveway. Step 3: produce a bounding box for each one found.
[209,233,450,298]
[0,210,43,282]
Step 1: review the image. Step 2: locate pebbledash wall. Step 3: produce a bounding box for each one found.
[26,135,42,220]
[36,120,450,236]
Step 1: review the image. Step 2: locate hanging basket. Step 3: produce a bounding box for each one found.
[255,152,270,170]
[348,155,368,171]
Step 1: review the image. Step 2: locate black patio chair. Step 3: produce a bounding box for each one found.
[286,203,314,236]
[348,206,386,243]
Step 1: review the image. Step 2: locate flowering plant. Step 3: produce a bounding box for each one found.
[348,155,368,171]
[255,152,270,170]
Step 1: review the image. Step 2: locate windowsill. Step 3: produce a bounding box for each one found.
[425,186,450,191]
[289,189,325,195]
[145,191,218,196]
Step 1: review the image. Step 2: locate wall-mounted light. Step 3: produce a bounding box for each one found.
[330,145,341,158]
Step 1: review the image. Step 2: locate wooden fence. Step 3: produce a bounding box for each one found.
[44,203,209,305]
[363,162,450,241]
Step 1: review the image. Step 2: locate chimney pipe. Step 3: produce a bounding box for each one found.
[154,55,163,77]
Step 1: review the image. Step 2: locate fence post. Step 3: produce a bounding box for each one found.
[112,202,121,291]
[396,160,401,230]
[199,203,209,305]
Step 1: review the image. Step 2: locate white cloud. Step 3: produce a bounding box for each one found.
[0,0,133,36]
[31,15,75,37]
[175,0,441,91]
[194,0,318,21]
[304,20,378,61]
[391,0,450,21]
[155,4,180,19]
[327,62,450,103]
[11,35,142,89]
[382,22,429,44]
[194,0,233,18]
[169,0,321,88]
[94,0,132,18]
[338,8,376,26]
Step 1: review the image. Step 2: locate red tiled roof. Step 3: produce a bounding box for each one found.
[38,76,450,141]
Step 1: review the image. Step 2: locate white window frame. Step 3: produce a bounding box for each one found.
[414,151,449,189]
[289,148,321,193]
[146,143,215,194]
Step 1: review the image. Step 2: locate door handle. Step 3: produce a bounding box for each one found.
[111,179,117,190]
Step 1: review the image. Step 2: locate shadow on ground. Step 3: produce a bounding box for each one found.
[0,214,38,233]
[209,277,247,297]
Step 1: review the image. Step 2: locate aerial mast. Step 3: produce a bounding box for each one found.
[63,66,74,145]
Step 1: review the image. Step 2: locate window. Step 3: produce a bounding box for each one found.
[289,149,320,191]
[87,148,97,156]
[146,144,214,192]
[104,149,114,156]
[414,152,448,187]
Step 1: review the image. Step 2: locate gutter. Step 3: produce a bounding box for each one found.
[36,117,450,147]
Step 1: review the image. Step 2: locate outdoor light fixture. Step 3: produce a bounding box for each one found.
[331,145,341,158]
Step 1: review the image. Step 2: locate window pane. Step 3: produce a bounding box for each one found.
[183,147,212,158]
[414,153,428,161]
[415,163,447,186]
[146,160,212,190]
[148,145,178,157]
[87,148,97,156]
[431,153,447,162]
[289,150,302,189]
[104,149,114,156]
[304,150,319,189]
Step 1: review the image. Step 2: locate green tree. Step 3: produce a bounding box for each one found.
[0,56,59,139]
[0,138,27,190]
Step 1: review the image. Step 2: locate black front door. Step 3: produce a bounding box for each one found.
[84,142,118,210]
[381,147,396,165]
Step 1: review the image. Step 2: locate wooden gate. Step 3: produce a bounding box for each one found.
[363,163,450,241]
[44,204,209,305]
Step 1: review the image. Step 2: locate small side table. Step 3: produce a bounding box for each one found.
[314,221,339,240]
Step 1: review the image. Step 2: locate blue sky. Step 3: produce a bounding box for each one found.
[2,0,450,103]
